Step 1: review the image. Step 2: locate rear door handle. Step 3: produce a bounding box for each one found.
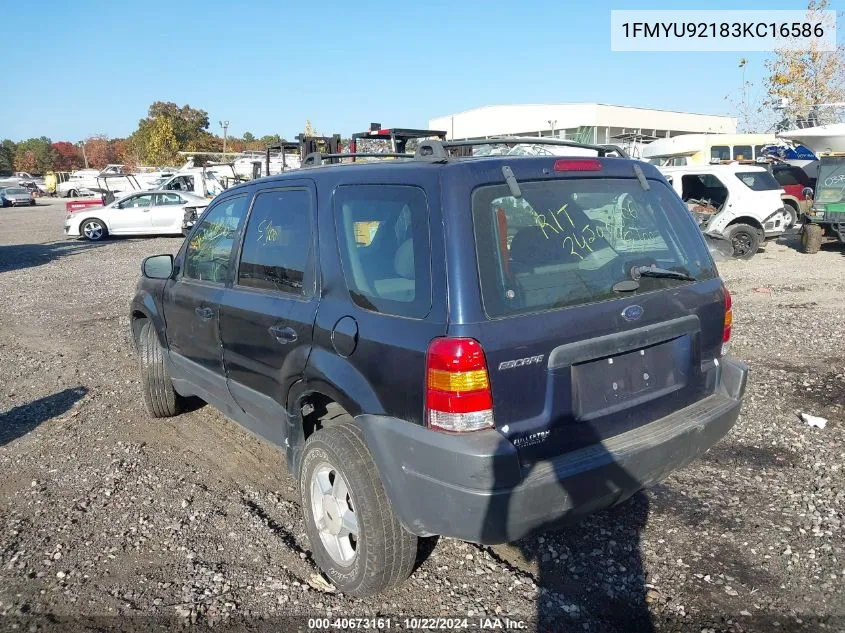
[269,325,297,344]
[195,306,213,320]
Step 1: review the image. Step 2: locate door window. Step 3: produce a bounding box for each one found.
[334,185,431,318]
[168,175,194,191]
[680,174,728,206]
[183,195,248,284]
[237,189,315,296]
[117,194,153,209]
[155,192,184,205]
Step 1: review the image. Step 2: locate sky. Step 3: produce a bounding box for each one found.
[0,0,828,142]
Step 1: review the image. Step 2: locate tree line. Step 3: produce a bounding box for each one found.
[0,101,288,174]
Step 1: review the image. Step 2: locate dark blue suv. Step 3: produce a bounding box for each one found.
[130,139,747,596]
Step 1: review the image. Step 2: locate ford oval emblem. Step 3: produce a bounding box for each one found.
[622,305,644,321]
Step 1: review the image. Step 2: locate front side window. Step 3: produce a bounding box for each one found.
[237,189,314,295]
[710,145,730,161]
[334,185,431,318]
[736,171,781,191]
[183,195,248,283]
[472,179,717,318]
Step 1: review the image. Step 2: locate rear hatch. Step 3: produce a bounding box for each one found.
[461,161,727,467]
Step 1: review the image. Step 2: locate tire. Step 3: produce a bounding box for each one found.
[299,421,417,596]
[727,224,761,259]
[80,217,107,241]
[800,224,824,254]
[137,321,184,418]
[783,204,797,230]
[67,189,78,198]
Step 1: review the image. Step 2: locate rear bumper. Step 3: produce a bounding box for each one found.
[358,356,747,544]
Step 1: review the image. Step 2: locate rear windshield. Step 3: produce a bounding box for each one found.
[816,157,845,204]
[472,178,717,318]
[736,171,781,191]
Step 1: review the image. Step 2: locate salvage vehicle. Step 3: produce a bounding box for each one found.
[660,164,790,259]
[130,138,747,596]
[0,187,36,207]
[66,190,209,241]
[800,152,845,254]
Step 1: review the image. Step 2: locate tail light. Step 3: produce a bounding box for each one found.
[722,286,732,356]
[553,159,602,172]
[425,337,494,432]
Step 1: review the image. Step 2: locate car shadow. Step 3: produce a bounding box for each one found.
[0,241,110,274]
[0,386,88,447]
[483,426,656,633]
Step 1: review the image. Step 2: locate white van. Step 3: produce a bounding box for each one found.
[660,164,789,259]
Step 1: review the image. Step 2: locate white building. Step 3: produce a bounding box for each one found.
[429,103,737,156]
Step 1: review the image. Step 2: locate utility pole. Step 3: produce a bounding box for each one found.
[79,140,88,169]
[219,120,229,160]
[548,119,557,138]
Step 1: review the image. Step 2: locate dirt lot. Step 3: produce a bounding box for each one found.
[0,199,843,632]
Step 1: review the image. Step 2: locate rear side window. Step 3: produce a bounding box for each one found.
[736,171,781,191]
[774,167,809,187]
[334,185,431,318]
[472,178,716,318]
[732,145,752,160]
[237,188,314,296]
[711,145,730,161]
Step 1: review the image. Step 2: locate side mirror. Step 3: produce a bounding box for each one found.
[802,187,814,200]
[142,254,174,279]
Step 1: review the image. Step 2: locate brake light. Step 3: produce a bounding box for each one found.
[553,159,602,172]
[425,337,494,432]
[722,286,732,356]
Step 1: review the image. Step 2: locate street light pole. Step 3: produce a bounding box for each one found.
[548,119,557,138]
[219,120,229,160]
[79,141,88,169]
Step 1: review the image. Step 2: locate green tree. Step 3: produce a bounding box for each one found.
[765,0,845,126]
[259,134,282,146]
[14,137,55,173]
[144,101,210,148]
[0,139,16,172]
[242,131,255,143]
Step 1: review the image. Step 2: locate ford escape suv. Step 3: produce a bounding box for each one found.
[130,139,747,596]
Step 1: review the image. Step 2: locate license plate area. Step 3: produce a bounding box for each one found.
[571,336,691,421]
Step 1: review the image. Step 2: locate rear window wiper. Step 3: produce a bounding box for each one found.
[632,265,695,282]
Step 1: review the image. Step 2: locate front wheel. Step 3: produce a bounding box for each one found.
[299,422,417,596]
[80,218,107,241]
[137,321,184,418]
[67,189,78,198]
[800,224,824,254]
[727,224,761,259]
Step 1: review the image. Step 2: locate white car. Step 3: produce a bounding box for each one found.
[64,190,209,241]
[659,164,790,259]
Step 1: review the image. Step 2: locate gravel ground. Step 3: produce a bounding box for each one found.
[0,200,843,632]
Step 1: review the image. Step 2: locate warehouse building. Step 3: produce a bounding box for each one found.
[428,103,737,155]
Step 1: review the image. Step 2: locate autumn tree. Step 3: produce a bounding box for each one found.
[143,117,180,165]
[83,135,112,169]
[52,142,83,171]
[765,0,845,126]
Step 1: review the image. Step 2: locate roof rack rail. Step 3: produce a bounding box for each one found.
[302,152,413,167]
[439,137,629,158]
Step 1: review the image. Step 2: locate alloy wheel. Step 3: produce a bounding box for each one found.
[309,461,359,566]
